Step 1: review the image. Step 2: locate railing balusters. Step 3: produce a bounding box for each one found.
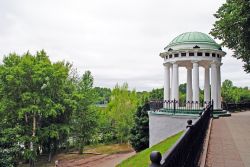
[225,102,250,111]
[149,100,208,115]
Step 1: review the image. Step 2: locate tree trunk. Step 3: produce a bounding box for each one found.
[29,114,36,167]
[79,145,84,154]
[48,139,52,162]
[24,113,30,163]
[32,114,36,138]
[29,159,34,167]
[79,139,84,154]
[48,152,52,162]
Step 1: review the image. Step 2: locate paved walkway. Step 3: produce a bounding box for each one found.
[205,111,250,167]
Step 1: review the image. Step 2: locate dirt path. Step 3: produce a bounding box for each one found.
[57,151,135,167]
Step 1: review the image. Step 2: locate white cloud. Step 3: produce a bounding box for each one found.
[0,0,249,91]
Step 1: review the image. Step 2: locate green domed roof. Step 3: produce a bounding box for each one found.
[165,32,221,50]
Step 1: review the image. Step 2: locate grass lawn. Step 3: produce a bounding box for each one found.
[117,131,184,167]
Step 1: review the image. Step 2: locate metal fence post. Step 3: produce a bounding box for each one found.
[211,100,214,117]
[174,98,176,115]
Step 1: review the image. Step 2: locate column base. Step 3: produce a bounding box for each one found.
[213,109,231,118]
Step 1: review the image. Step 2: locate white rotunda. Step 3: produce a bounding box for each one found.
[160,32,226,110]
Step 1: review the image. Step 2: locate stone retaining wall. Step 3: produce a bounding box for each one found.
[149,112,198,147]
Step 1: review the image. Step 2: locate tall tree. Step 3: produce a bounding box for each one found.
[0,51,75,166]
[211,0,250,72]
[72,71,98,154]
[222,80,234,103]
[130,102,150,152]
[107,83,138,143]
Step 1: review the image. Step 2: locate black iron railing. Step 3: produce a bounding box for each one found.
[223,102,250,111]
[149,100,211,115]
[149,101,213,167]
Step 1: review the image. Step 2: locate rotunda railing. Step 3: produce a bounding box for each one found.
[149,100,210,115]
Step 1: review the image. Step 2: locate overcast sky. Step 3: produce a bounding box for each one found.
[0,0,249,91]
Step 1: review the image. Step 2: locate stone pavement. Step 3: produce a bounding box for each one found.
[205,111,250,167]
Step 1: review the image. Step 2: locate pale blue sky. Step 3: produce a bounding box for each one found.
[0,0,249,91]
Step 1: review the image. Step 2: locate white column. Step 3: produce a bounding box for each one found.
[172,62,179,102]
[186,67,193,102]
[177,65,179,101]
[192,61,199,102]
[211,62,218,109]
[204,66,210,104]
[163,63,170,107]
[170,64,173,100]
[217,63,222,109]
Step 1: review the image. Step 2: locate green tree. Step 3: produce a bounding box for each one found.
[96,108,116,143]
[0,121,21,167]
[179,83,186,105]
[72,71,98,154]
[211,0,250,72]
[137,91,150,105]
[221,79,250,103]
[94,87,111,105]
[130,102,149,152]
[149,88,163,100]
[0,51,75,166]
[107,83,138,143]
[149,84,188,103]
[222,79,234,103]
[179,83,186,94]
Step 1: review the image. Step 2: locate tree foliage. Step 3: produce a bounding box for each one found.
[149,88,163,100]
[0,51,99,165]
[0,51,75,165]
[0,120,21,167]
[94,87,111,104]
[211,0,250,72]
[130,102,150,152]
[222,79,250,103]
[148,84,202,104]
[96,107,116,143]
[72,71,98,154]
[0,50,158,165]
[107,83,138,143]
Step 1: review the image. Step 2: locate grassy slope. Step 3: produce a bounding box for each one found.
[117,131,184,167]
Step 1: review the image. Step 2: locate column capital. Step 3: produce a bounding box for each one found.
[191,60,199,64]
[203,64,210,69]
[210,60,220,66]
[172,63,178,68]
[170,61,178,65]
[163,62,171,67]
[186,65,193,70]
[160,52,167,57]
